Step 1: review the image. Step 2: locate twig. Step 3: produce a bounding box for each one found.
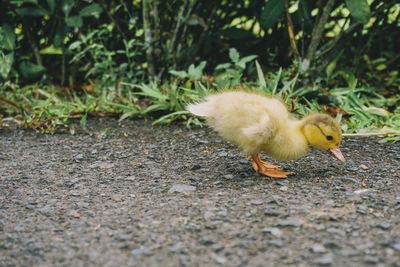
[300,0,336,72]
[284,0,299,58]
[61,52,66,86]
[0,97,21,112]
[170,0,196,69]
[25,24,43,66]
[142,0,156,76]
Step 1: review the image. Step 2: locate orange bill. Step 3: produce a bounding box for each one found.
[330,147,345,162]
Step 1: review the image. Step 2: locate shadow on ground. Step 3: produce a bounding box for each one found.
[1,119,399,266]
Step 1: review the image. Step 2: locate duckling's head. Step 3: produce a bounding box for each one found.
[301,114,345,162]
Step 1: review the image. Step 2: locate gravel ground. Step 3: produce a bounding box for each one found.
[1,119,399,267]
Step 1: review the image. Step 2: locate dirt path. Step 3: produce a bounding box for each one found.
[1,119,399,267]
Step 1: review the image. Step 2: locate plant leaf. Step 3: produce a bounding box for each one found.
[169,70,189,79]
[345,0,371,24]
[237,55,257,69]
[0,52,14,79]
[255,61,266,88]
[16,7,48,17]
[215,63,231,71]
[229,48,240,63]
[80,113,88,129]
[220,28,253,40]
[46,0,56,13]
[259,0,285,30]
[19,61,46,80]
[0,24,16,50]
[188,61,206,80]
[293,0,313,32]
[79,3,103,17]
[40,45,63,55]
[65,15,83,28]
[61,0,75,17]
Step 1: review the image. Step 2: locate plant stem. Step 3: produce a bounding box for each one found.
[25,24,43,66]
[300,0,335,72]
[142,0,156,76]
[284,0,299,58]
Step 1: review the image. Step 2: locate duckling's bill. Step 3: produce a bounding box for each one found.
[330,147,345,162]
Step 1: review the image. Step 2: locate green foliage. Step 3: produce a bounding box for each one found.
[259,0,285,30]
[0,0,398,86]
[345,0,371,24]
[68,25,144,87]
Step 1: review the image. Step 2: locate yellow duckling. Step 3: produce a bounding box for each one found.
[187,91,345,178]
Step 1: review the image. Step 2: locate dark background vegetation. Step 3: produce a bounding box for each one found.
[0,0,399,134]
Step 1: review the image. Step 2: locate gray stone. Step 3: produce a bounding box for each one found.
[250,199,264,205]
[131,247,149,256]
[314,254,334,266]
[262,227,282,238]
[276,218,303,227]
[311,243,327,253]
[168,184,196,193]
[377,221,391,230]
[391,241,400,251]
[363,255,379,264]
[75,154,84,162]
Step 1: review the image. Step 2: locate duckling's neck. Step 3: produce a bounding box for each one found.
[264,120,309,161]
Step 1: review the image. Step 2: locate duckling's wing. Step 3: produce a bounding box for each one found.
[241,114,274,145]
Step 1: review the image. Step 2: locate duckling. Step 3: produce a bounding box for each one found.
[187,91,345,178]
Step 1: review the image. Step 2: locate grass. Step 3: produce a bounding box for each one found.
[1,74,399,138]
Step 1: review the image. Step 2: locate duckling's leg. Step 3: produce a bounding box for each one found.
[250,154,293,178]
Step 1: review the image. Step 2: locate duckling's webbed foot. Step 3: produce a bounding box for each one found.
[250,154,294,179]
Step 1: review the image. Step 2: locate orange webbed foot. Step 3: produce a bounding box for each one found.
[250,154,294,179]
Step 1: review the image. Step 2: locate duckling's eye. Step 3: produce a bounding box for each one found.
[326,135,333,141]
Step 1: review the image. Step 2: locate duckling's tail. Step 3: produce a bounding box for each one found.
[186,102,211,117]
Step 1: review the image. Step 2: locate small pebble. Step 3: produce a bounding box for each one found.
[223,174,234,179]
[191,164,201,170]
[326,228,346,236]
[357,205,368,214]
[203,211,214,221]
[131,247,149,256]
[200,237,214,246]
[274,180,289,186]
[363,255,379,264]
[262,227,282,238]
[276,218,303,227]
[69,210,81,219]
[125,176,136,181]
[354,189,370,195]
[311,243,327,253]
[168,184,196,193]
[98,162,114,169]
[211,253,226,264]
[391,242,400,251]
[268,239,283,248]
[265,209,286,217]
[211,244,224,252]
[359,164,368,170]
[75,154,84,162]
[250,199,264,205]
[314,254,334,266]
[377,221,391,230]
[37,205,55,216]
